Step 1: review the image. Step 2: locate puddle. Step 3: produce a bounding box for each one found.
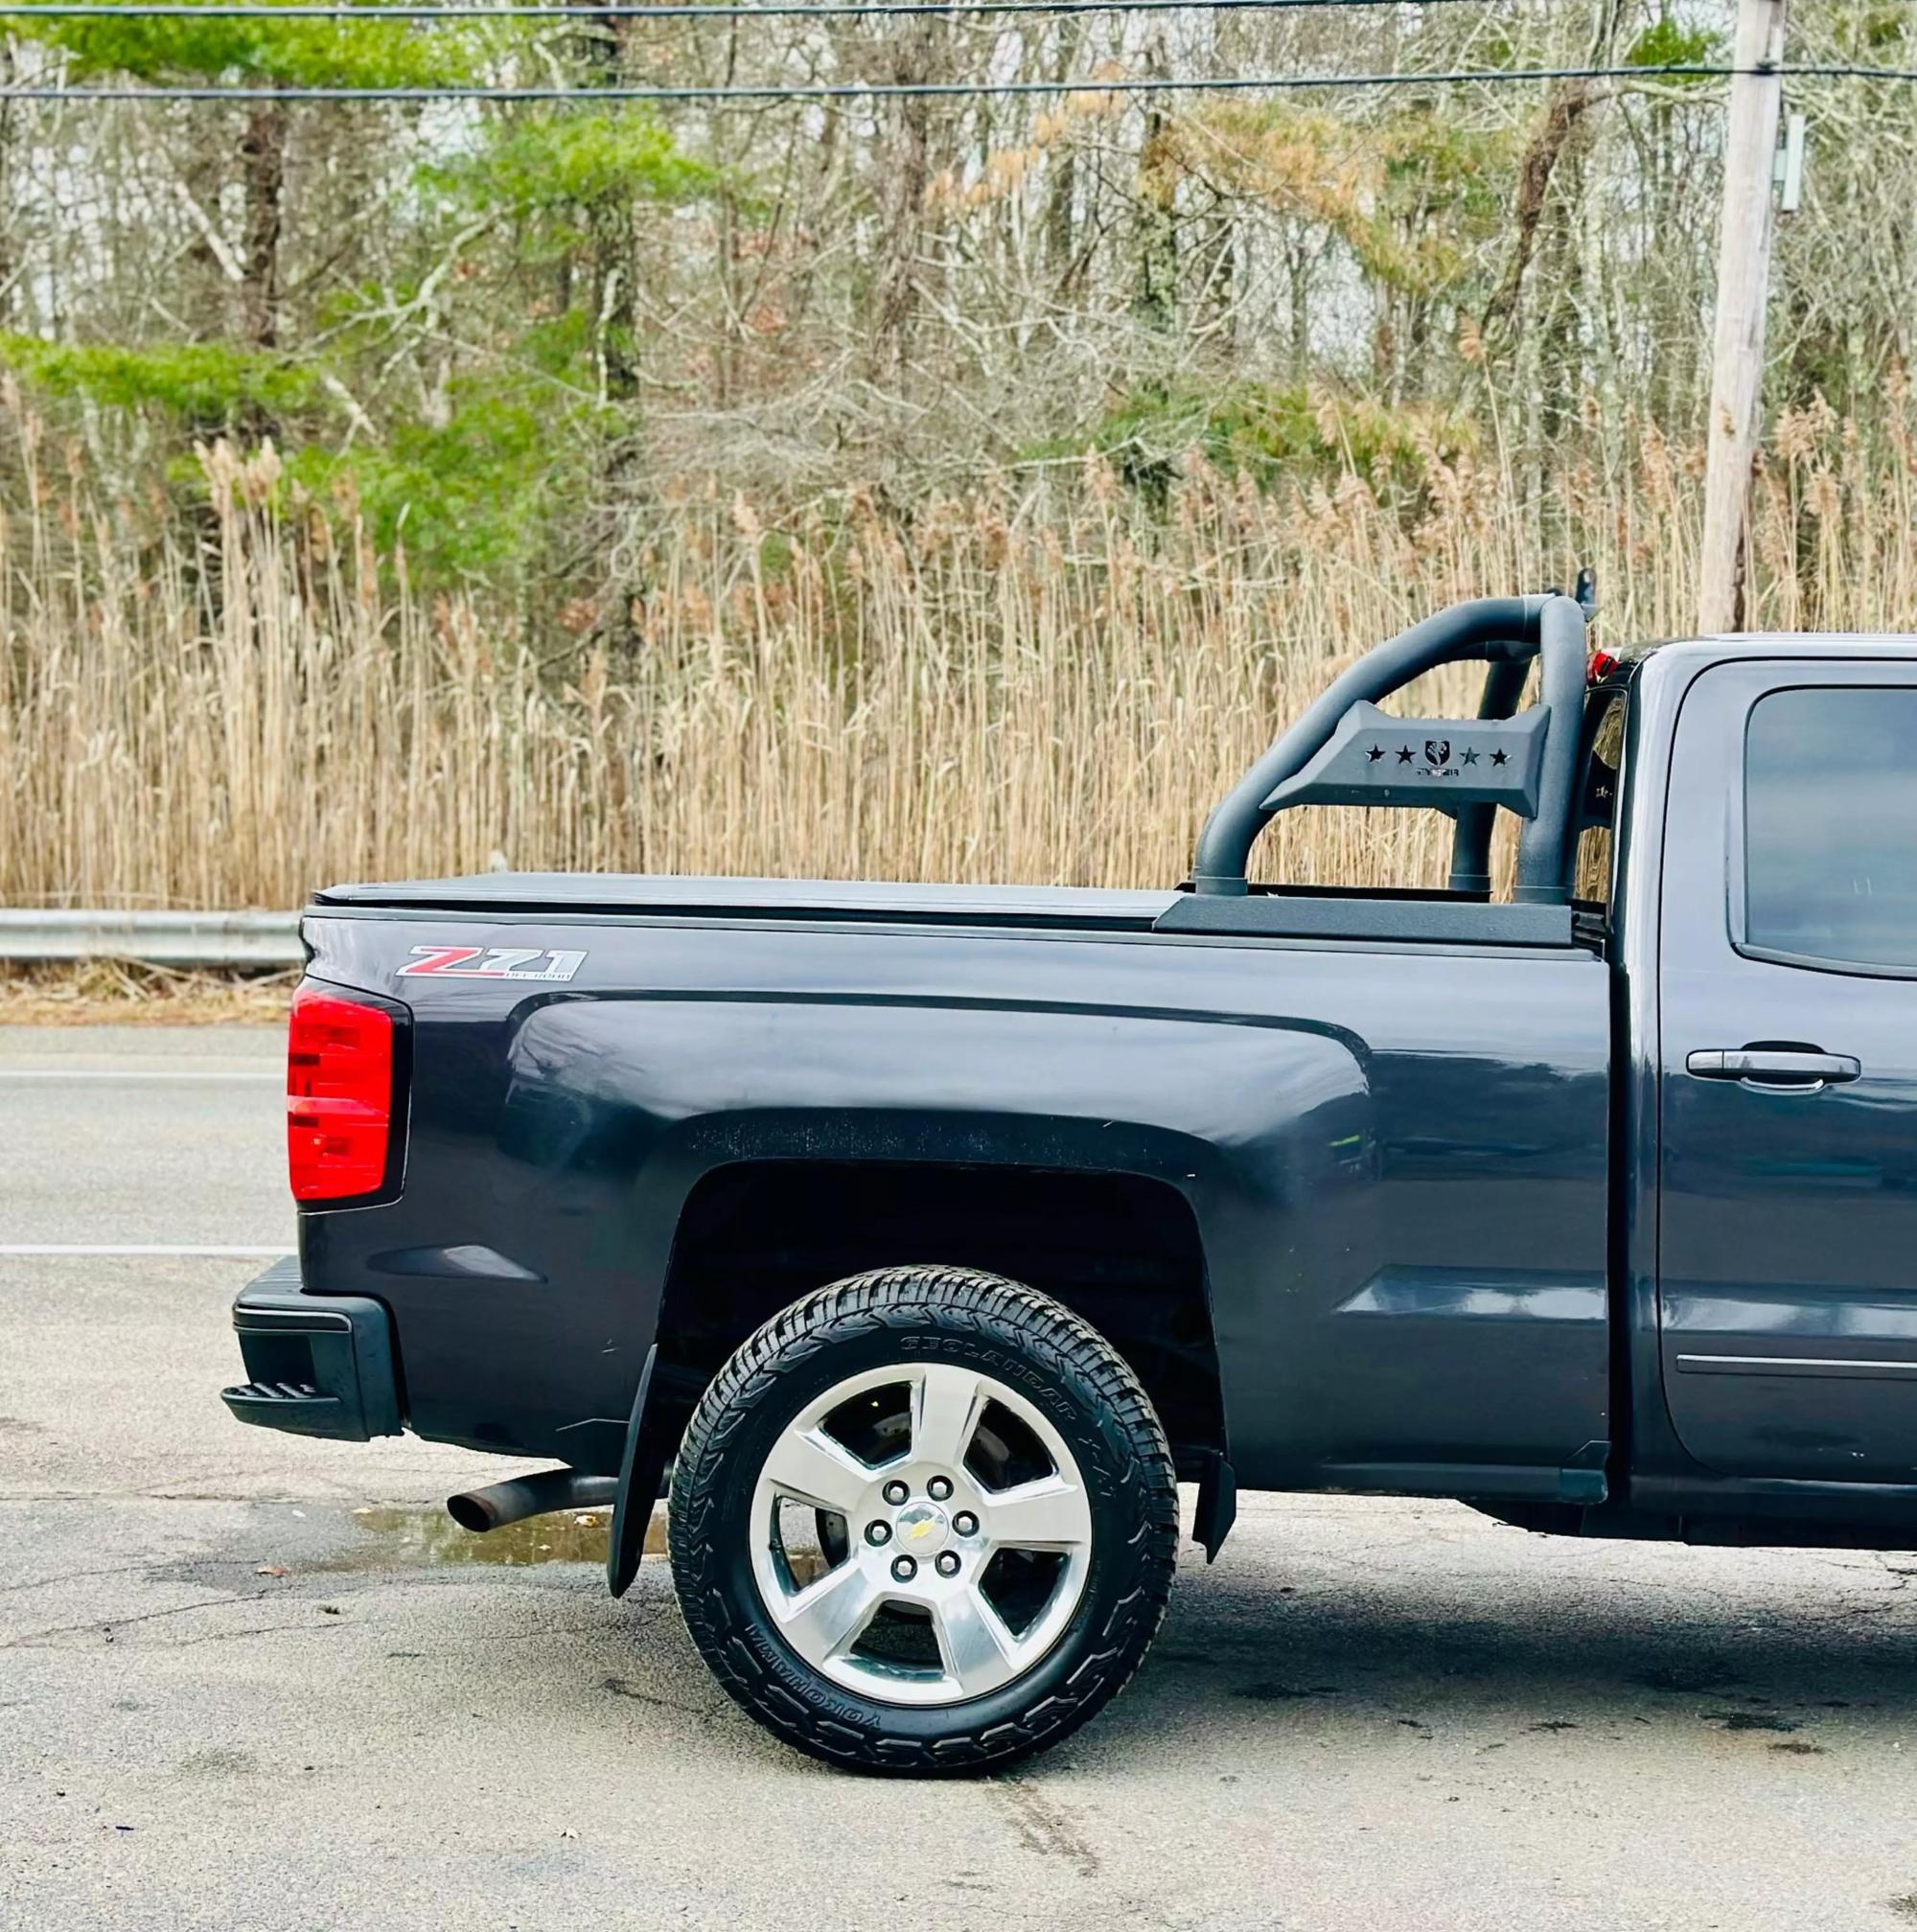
[313,1502,667,1572]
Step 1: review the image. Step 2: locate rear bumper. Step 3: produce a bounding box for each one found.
[220,1256,403,1441]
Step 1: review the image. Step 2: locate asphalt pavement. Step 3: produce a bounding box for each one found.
[5,1023,1917,1932]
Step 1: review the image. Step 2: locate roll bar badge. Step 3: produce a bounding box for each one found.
[398,945,586,982]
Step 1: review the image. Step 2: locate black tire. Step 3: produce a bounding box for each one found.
[667,1265,1179,1776]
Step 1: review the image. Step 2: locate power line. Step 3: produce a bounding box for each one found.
[0,0,1521,14]
[0,66,1773,103]
[5,64,1917,101]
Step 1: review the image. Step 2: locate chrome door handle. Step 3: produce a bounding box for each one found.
[1686,1047,1862,1088]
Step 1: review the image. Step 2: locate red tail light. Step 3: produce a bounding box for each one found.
[288,987,396,1202]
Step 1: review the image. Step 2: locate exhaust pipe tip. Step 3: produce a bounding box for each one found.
[445,1489,501,1533]
[446,1466,619,1535]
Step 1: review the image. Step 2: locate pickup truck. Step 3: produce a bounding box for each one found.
[222,592,1917,1775]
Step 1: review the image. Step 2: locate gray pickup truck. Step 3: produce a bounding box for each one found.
[222,593,1917,1774]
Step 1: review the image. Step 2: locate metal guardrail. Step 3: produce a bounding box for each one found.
[0,908,303,967]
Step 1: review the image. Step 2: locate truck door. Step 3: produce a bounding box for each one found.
[1659,658,1917,1482]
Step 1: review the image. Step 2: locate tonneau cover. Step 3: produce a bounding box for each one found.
[312,872,1183,931]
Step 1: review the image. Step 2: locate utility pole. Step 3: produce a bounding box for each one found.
[1698,0,1788,634]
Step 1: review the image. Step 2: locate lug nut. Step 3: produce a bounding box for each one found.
[890,1553,917,1583]
[935,1552,960,1577]
[927,1475,954,1501]
[866,1521,891,1547]
[882,1479,910,1506]
[953,1511,979,1537]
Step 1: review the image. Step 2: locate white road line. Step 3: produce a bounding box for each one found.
[0,1244,292,1257]
[0,1070,280,1083]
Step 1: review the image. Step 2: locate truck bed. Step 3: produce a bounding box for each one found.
[295,888,1612,1494]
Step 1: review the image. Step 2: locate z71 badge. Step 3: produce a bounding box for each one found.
[398,945,586,983]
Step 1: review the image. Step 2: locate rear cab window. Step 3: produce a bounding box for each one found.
[1572,686,1628,914]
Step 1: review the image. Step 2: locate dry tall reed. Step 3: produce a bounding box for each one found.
[3,388,1913,909]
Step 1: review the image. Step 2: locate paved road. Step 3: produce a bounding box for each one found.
[0,1025,289,1252]
[5,1024,1917,1931]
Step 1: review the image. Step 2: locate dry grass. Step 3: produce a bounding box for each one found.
[0,961,295,1024]
[2,386,1914,912]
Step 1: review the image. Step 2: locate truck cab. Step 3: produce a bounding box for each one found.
[1612,639,1917,1530]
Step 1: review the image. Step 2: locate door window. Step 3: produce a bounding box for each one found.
[1743,686,1917,974]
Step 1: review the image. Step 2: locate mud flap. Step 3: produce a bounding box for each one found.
[607,1345,671,1598]
[1193,1451,1236,1563]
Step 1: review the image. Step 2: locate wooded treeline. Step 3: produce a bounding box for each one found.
[3,1,1912,597]
[1,1,1915,905]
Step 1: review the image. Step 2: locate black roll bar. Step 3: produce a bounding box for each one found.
[1445,655,1532,895]
[1189,593,1588,903]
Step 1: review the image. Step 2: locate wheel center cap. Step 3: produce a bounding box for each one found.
[892,1500,951,1554]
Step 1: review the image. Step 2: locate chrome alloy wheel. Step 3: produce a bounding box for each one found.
[748,1362,1095,1707]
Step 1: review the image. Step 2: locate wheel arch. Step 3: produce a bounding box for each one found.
[646,1153,1227,1478]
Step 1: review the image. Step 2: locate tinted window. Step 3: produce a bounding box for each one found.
[1573,692,1626,909]
[1745,686,1917,972]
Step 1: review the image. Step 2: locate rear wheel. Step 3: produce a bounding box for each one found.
[667,1265,1178,1775]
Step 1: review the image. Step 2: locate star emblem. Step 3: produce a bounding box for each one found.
[1397,746,1414,764]
[1490,748,1509,767]
[1461,748,1480,766]
[1366,745,1384,764]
